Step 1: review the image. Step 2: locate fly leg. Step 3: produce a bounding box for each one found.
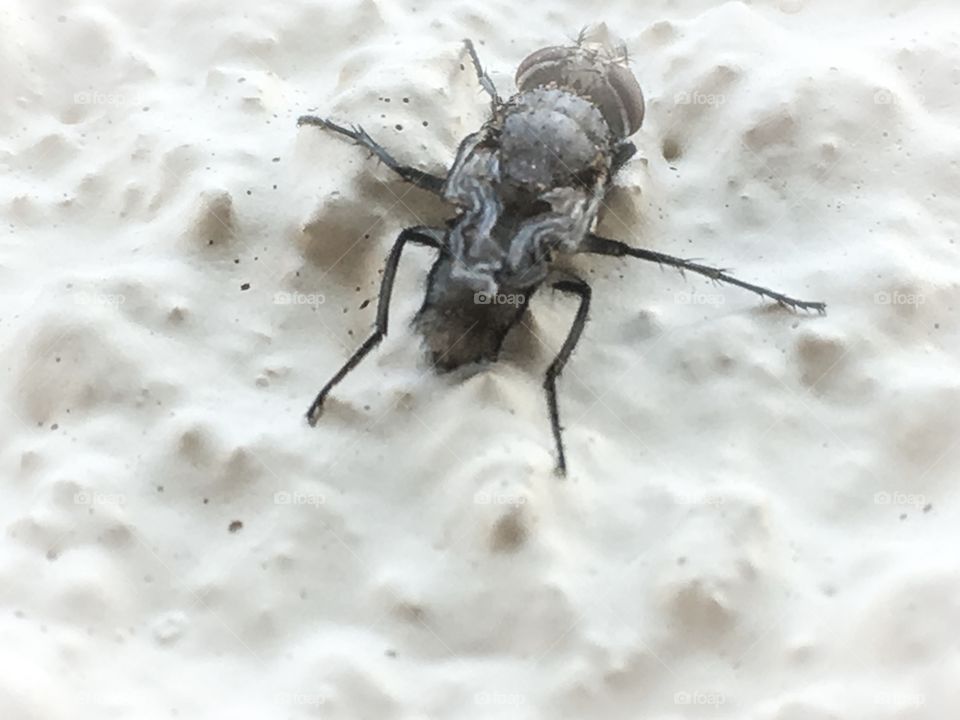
[611,141,637,176]
[544,277,592,476]
[463,39,502,113]
[305,226,444,425]
[582,233,826,313]
[297,116,446,195]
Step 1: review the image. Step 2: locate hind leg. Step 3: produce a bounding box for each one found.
[543,277,592,476]
[582,233,826,313]
[305,226,444,425]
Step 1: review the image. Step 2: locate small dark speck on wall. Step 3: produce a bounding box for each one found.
[228,520,243,533]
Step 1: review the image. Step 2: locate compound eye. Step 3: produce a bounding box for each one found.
[605,63,645,137]
[515,45,574,92]
[515,43,645,138]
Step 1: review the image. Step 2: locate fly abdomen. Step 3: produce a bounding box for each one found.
[414,255,533,370]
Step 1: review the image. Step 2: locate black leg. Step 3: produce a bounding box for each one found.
[544,277,592,476]
[297,116,446,195]
[305,226,444,425]
[582,233,826,313]
[463,39,501,113]
[611,141,637,176]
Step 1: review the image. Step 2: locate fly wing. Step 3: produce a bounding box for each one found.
[442,130,506,292]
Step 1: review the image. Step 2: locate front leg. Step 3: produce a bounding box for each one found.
[544,277,592,477]
[463,39,501,113]
[582,233,826,313]
[297,116,446,196]
[305,226,444,425]
[610,141,637,176]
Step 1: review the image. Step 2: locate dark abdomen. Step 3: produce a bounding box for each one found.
[414,255,533,370]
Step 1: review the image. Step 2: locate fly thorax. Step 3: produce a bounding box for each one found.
[500,90,610,191]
